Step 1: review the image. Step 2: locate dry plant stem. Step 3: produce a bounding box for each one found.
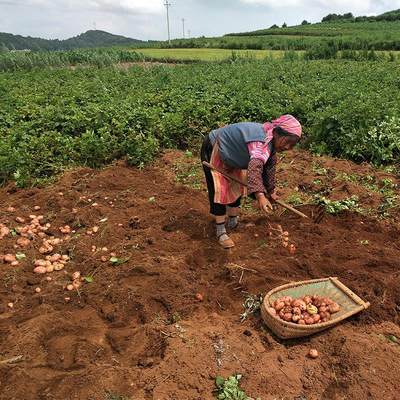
[0,355,24,365]
[239,270,244,284]
[226,264,259,274]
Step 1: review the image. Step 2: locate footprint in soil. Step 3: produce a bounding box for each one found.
[162,210,208,240]
[106,326,167,368]
[100,300,148,325]
[46,335,85,371]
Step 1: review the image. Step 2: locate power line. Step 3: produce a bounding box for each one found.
[164,1,172,45]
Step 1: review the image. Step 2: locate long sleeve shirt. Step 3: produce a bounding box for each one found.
[247,141,277,195]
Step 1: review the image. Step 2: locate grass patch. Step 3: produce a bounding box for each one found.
[135,48,289,61]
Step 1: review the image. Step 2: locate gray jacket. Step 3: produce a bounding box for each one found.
[209,122,266,169]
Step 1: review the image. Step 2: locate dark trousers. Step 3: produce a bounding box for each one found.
[201,134,241,216]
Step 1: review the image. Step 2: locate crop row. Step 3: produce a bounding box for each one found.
[0,48,147,73]
[1,60,399,186]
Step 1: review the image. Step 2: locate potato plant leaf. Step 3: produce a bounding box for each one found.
[15,252,26,260]
[110,256,129,265]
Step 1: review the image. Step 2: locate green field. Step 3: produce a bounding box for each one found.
[135,48,287,61]
[136,47,397,62]
[156,21,400,51]
[1,59,400,186]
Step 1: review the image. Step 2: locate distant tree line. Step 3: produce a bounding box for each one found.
[322,9,400,23]
[0,30,142,51]
[228,8,400,37]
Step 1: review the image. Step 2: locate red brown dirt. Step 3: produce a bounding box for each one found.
[0,149,399,400]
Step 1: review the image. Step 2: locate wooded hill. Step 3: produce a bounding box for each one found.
[0,30,142,51]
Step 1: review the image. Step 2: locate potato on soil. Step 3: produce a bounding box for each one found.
[195,293,204,301]
[0,224,10,239]
[309,349,319,359]
[4,254,16,263]
[16,237,30,247]
[34,266,47,274]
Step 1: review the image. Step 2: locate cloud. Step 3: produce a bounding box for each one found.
[240,0,400,14]
[86,0,163,15]
[0,0,164,15]
[241,0,302,6]
[1,0,399,41]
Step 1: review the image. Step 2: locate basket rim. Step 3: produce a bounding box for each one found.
[262,277,370,330]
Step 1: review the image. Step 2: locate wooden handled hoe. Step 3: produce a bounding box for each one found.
[202,161,324,222]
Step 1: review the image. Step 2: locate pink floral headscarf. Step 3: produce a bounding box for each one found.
[263,115,302,143]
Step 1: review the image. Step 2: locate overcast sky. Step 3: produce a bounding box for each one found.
[0,0,399,41]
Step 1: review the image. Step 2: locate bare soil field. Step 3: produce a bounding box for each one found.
[1,149,399,400]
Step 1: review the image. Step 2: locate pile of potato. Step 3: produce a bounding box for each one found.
[66,271,82,291]
[268,295,340,325]
[0,254,19,266]
[15,214,50,238]
[33,254,70,274]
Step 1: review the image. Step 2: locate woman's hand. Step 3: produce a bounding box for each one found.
[256,192,273,213]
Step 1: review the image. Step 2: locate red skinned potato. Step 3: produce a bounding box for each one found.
[274,301,285,311]
[281,296,293,306]
[313,298,323,307]
[0,224,10,239]
[302,312,311,319]
[277,296,292,306]
[319,311,331,321]
[292,299,307,310]
[4,254,16,263]
[33,266,47,274]
[328,302,340,314]
[282,305,293,314]
[292,307,301,315]
[313,314,321,324]
[309,349,319,359]
[282,313,293,322]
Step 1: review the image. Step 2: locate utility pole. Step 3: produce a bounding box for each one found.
[182,18,185,38]
[164,1,172,45]
[188,29,191,38]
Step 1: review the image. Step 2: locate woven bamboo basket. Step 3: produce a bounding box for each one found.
[261,277,370,339]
